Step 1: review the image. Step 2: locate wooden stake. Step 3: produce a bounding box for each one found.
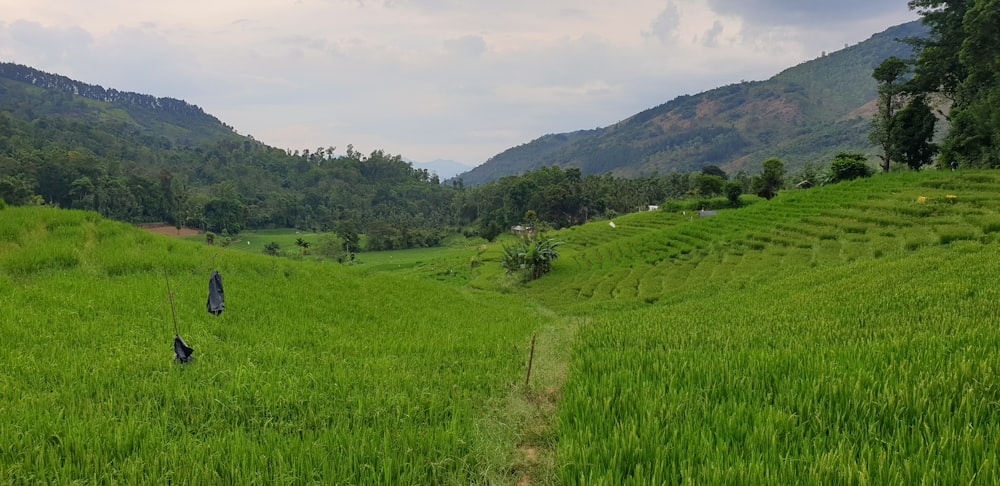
[525,332,537,387]
[164,269,179,336]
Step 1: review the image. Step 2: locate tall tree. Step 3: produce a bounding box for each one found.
[907,0,1000,167]
[946,0,1000,166]
[869,57,910,173]
[894,96,939,170]
[907,0,971,99]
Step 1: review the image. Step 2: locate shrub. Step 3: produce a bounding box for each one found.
[827,152,875,183]
[500,237,562,282]
[316,233,349,262]
[263,241,281,256]
[479,220,503,242]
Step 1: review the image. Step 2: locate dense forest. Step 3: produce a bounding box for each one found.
[0,112,455,248]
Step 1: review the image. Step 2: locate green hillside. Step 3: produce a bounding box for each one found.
[0,62,241,147]
[4,169,1000,483]
[0,63,458,242]
[459,21,928,186]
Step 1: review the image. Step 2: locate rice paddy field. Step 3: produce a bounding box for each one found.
[3,170,1000,483]
[0,210,549,483]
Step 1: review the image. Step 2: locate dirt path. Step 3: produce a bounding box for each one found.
[138,223,201,238]
[508,314,583,485]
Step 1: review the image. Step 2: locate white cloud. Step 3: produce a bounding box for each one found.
[0,0,918,166]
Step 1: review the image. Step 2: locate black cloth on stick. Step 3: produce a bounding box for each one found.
[207,271,224,316]
[174,335,194,363]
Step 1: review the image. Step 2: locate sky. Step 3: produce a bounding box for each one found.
[0,1,918,167]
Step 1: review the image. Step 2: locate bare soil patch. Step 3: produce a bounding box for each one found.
[138,223,201,238]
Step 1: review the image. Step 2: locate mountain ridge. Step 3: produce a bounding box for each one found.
[0,61,240,147]
[457,21,928,186]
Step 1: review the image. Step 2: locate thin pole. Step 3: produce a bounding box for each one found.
[525,332,537,387]
[164,269,179,336]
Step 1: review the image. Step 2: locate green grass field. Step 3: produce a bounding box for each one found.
[0,210,548,483]
[4,170,1000,483]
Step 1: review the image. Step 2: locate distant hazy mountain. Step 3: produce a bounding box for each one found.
[411,159,474,180]
[458,21,928,186]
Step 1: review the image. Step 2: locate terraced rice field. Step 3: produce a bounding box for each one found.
[534,171,1000,483]
[3,170,1000,483]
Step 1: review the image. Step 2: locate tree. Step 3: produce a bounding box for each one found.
[907,0,970,100]
[0,174,37,206]
[204,198,247,234]
[828,152,875,183]
[695,175,725,198]
[701,165,728,180]
[753,157,785,200]
[869,57,910,173]
[478,220,502,242]
[907,0,1000,167]
[316,233,349,262]
[893,96,938,170]
[724,182,743,207]
[945,0,1000,167]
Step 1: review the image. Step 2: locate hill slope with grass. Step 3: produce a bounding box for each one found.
[4,170,1000,483]
[520,170,1000,482]
[0,207,553,483]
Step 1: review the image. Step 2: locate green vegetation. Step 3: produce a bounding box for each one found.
[500,236,562,282]
[0,64,456,243]
[4,11,1000,482]
[828,151,876,182]
[906,0,1000,168]
[5,170,1000,483]
[534,170,1000,483]
[458,21,927,185]
[0,207,549,483]
[752,157,785,200]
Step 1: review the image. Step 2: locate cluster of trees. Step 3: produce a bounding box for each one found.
[453,160,815,240]
[872,0,1000,170]
[451,166,713,240]
[0,110,456,249]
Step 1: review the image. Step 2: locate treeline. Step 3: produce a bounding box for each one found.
[0,62,219,129]
[876,0,1000,169]
[452,165,759,240]
[0,90,855,251]
[0,110,456,249]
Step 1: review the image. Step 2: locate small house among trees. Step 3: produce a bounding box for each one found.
[511,225,534,238]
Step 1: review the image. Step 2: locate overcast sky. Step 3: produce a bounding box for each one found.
[0,0,917,167]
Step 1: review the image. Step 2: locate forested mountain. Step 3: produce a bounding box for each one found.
[0,64,456,248]
[458,21,928,186]
[0,62,240,147]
